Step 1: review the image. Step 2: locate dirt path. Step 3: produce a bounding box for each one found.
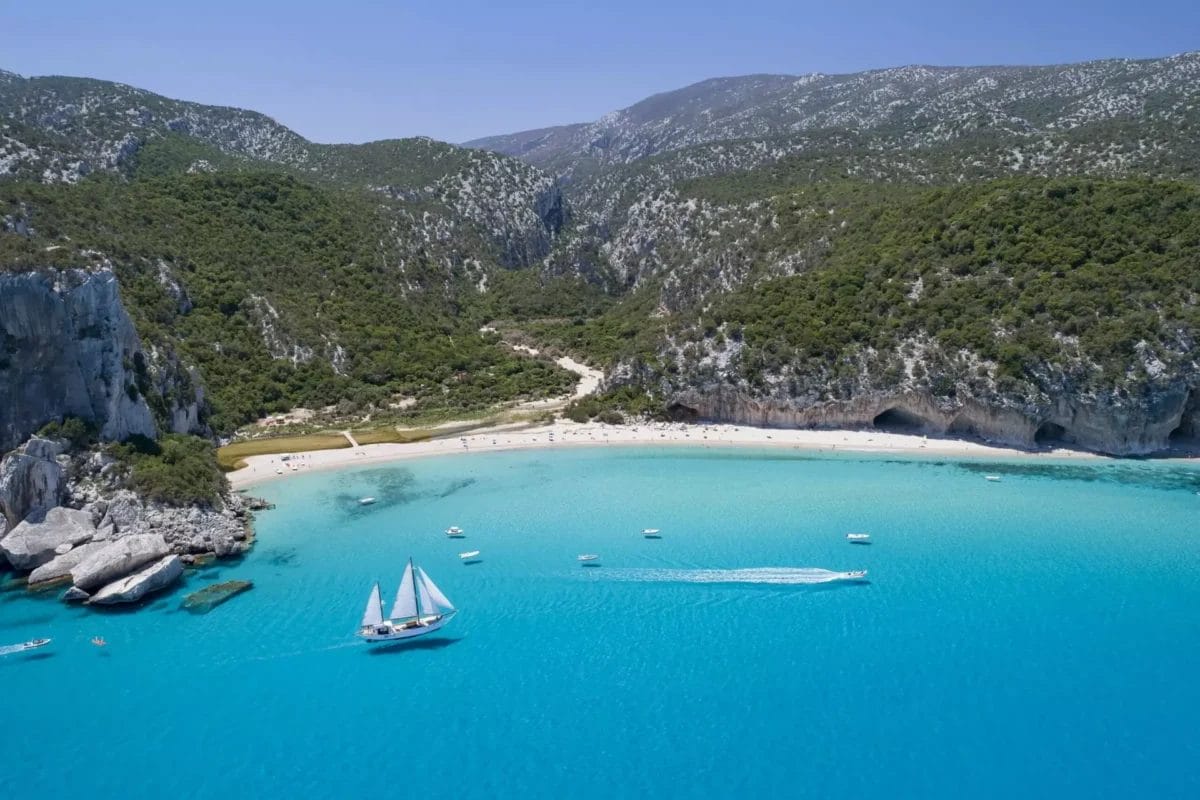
[484,328,604,408]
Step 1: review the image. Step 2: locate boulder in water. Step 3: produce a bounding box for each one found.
[0,506,95,570]
[62,585,90,603]
[29,541,109,586]
[182,580,253,614]
[69,533,169,592]
[88,555,183,605]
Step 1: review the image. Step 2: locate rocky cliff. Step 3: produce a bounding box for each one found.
[0,267,206,452]
[0,435,255,605]
[666,383,1197,456]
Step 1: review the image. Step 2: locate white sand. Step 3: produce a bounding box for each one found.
[227,419,1106,490]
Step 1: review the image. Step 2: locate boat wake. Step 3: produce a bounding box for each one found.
[600,568,867,585]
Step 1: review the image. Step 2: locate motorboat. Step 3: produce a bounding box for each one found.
[577,554,600,563]
[1,638,51,656]
[641,528,661,538]
[357,559,457,643]
[985,475,1002,482]
[846,533,871,543]
[458,550,481,560]
[445,526,465,537]
[840,570,869,581]
[359,496,376,505]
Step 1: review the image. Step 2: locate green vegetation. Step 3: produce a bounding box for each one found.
[113,434,227,506]
[712,179,1200,390]
[550,178,1200,399]
[0,171,575,432]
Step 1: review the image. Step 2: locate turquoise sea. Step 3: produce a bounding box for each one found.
[2,446,1200,798]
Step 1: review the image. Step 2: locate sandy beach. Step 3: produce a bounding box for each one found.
[227,419,1106,490]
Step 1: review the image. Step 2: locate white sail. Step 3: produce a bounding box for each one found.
[361,583,383,628]
[417,567,454,612]
[416,570,439,616]
[389,562,418,620]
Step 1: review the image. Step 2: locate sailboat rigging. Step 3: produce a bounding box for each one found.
[358,558,457,643]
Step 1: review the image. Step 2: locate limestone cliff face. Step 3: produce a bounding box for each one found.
[0,268,205,452]
[667,382,1196,456]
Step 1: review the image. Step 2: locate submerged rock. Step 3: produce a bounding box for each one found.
[70,533,169,592]
[181,580,253,614]
[0,507,95,570]
[88,555,183,605]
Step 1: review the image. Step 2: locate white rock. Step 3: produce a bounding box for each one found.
[88,555,183,605]
[29,541,109,585]
[69,533,169,591]
[0,506,95,570]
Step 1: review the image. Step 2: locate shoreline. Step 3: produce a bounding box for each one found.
[225,419,1180,490]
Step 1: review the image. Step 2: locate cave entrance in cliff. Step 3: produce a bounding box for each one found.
[1168,389,1199,450]
[1033,421,1070,447]
[665,402,699,422]
[871,407,931,434]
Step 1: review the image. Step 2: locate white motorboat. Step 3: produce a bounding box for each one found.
[0,638,51,656]
[458,550,481,560]
[641,528,661,538]
[359,496,376,505]
[846,533,871,543]
[358,560,457,643]
[445,526,465,537]
[985,475,1001,482]
[577,554,600,563]
[839,570,869,581]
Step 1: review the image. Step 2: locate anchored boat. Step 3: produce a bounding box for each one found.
[846,533,871,544]
[358,559,457,643]
[642,528,661,538]
[445,526,465,538]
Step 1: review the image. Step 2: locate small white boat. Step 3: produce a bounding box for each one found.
[985,475,1001,482]
[641,528,661,538]
[458,550,481,560]
[357,560,457,643]
[840,570,869,581]
[846,533,871,543]
[359,496,376,506]
[577,554,600,563]
[445,526,465,537]
[0,638,51,656]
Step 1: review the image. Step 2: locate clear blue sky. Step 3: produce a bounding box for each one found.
[4,1,1196,144]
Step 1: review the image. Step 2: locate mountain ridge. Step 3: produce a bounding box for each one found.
[465,51,1200,177]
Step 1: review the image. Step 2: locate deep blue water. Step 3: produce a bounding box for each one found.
[3,447,1200,798]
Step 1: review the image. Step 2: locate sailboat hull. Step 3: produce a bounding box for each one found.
[358,611,456,643]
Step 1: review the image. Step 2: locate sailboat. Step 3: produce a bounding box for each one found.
[357,559,457,643]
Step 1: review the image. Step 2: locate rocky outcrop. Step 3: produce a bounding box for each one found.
[28,541,108,585]
[69,488,250,558]
[670,383,1197,456]
[69,533,169,592]
[88,554,183,605]
[0,507,96,570]
[0,437,67,533]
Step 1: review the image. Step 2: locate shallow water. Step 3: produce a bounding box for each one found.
[3,447,1199,798]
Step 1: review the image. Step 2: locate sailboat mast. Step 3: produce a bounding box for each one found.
[410,557,421,619]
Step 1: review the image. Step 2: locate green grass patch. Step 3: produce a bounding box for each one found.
[217,434,350,470]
